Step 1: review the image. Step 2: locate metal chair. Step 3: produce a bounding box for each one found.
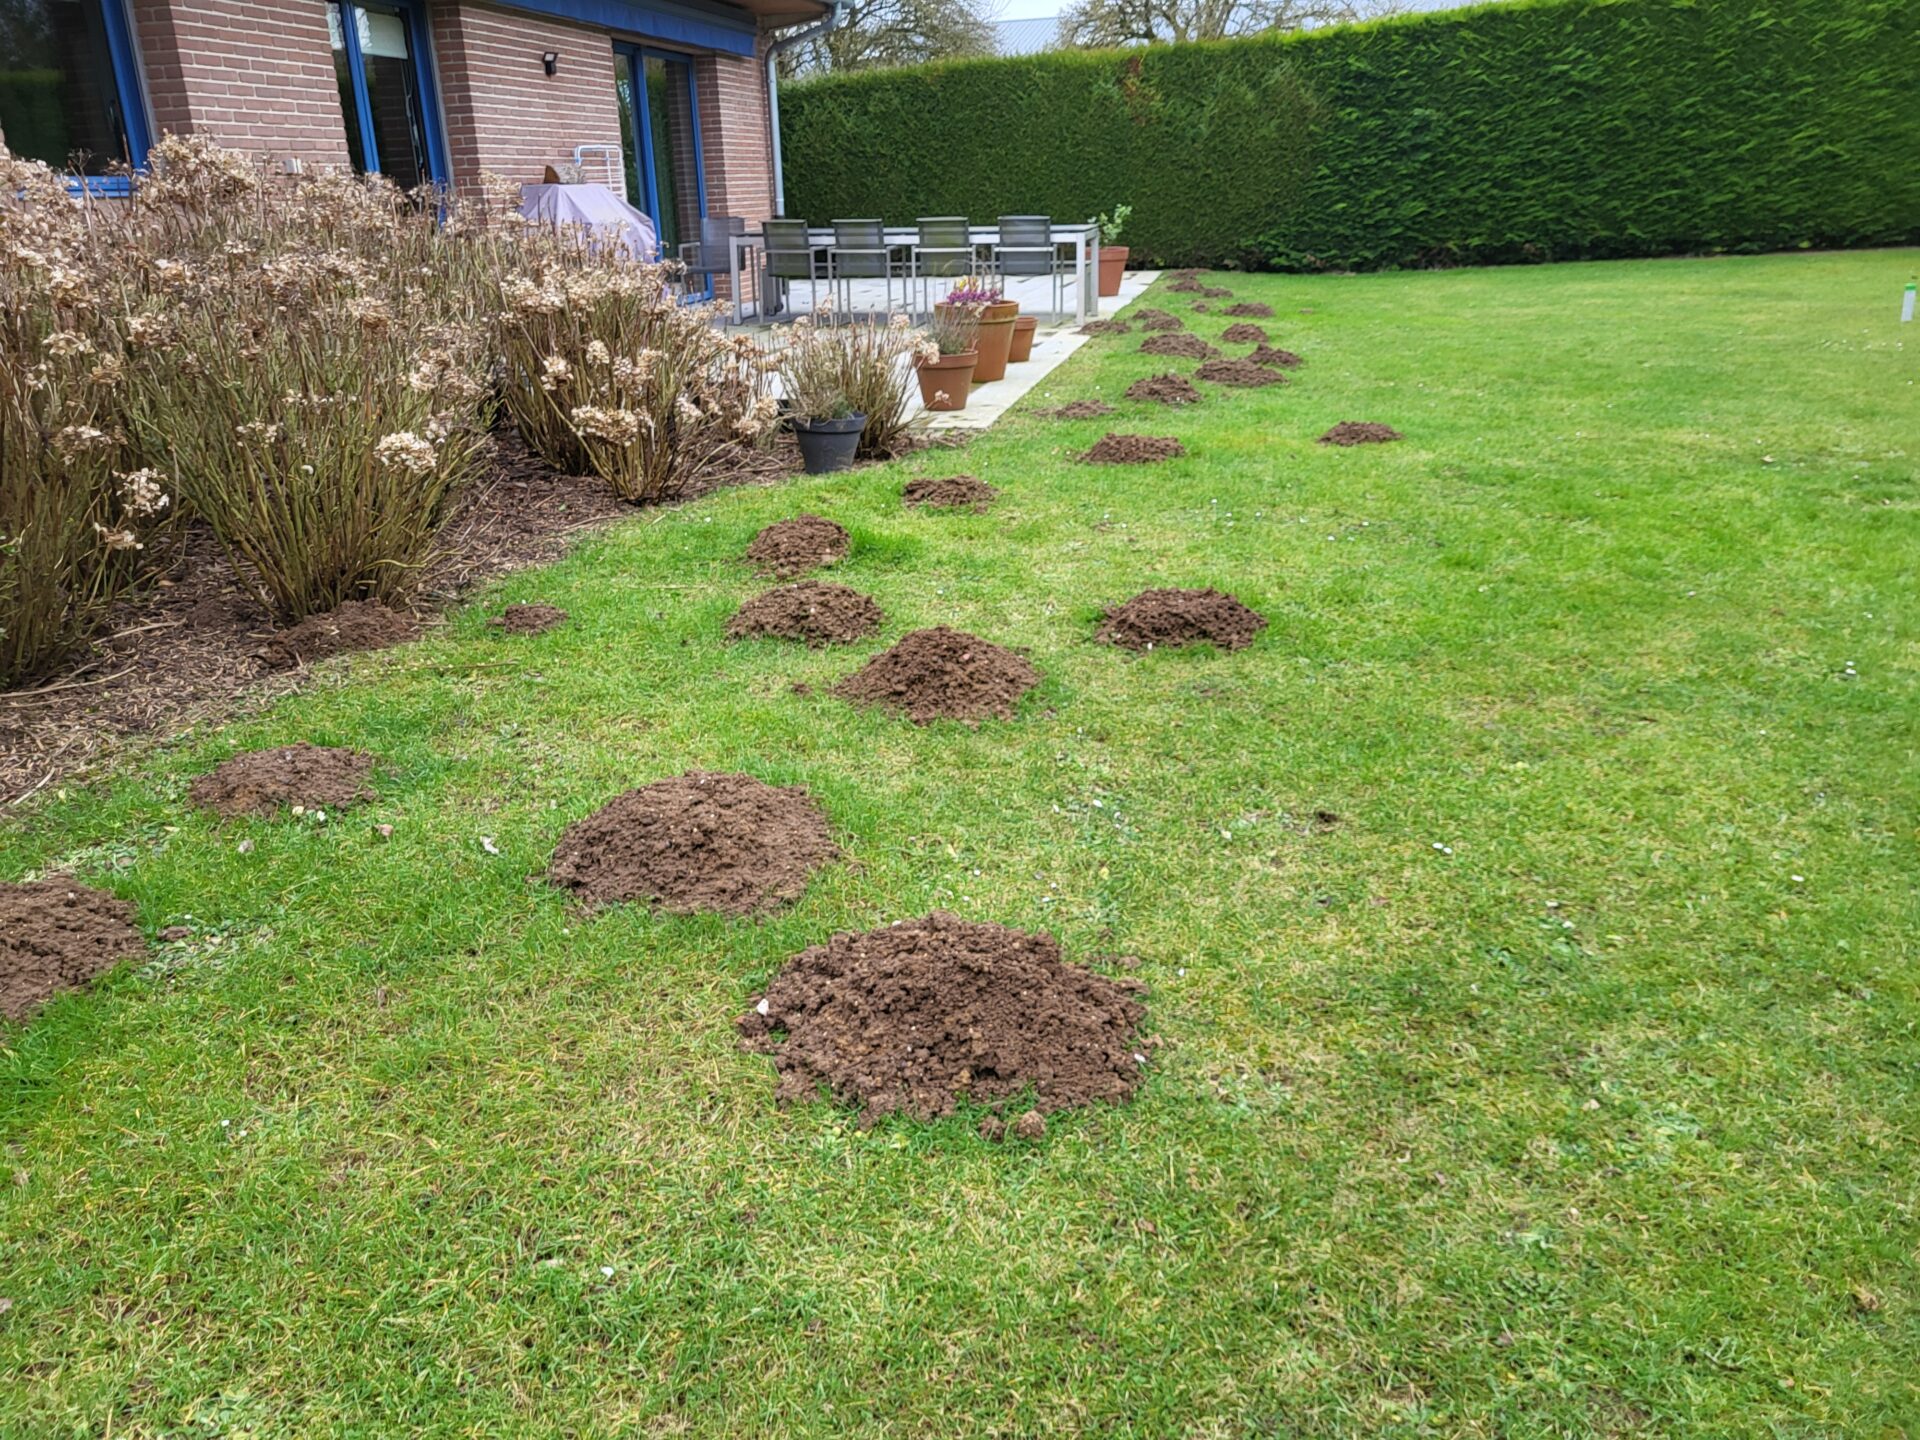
[828,218,897,315]
[911,216,974,318]
[760,217,824,319]
[677,214,745,304]
[993,214,1078,319]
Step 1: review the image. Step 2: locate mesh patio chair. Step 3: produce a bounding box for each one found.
[828,218,898,315]
[677,214,745,303]
[993,214,1078,319]
[911,216,974,317]
[760,217,824,319]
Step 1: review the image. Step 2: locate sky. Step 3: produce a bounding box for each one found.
[990,0,1492,21]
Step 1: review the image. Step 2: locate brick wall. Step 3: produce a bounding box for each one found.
[128,0,353,168]
[430,3,627,192]
[693,41,771,225]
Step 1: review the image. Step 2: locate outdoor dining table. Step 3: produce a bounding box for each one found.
[725,221,1102,326]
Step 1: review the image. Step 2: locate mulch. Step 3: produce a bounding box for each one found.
[187,742,376,818]
[1139,334,1220,360]
[2,878,147,1022]
[1319,421,1404,446]
[726,582,883,647]
[1195,358,1288,388]
[833,626,1041,725]
[1125,373,1203,406]
[1096,588,1267,652]
[736,910,1150,1128]
[549,771,838,916]
[902,475,998,512]
[1082,434,1187,465]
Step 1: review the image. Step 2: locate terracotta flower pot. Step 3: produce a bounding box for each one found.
[1009,315,1038,364]
[983,298,1019,322]
[971,312,1017,383]
[916,351,977,411]
[1098,245,1129,297]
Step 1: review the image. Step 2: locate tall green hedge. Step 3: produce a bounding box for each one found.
[781,0,1920,270]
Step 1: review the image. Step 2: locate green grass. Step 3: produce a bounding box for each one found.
[4,250,1918,1437]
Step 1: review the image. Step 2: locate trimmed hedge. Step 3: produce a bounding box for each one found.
[781,0,1920,270]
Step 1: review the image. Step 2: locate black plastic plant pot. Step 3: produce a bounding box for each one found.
[792,414,867,474]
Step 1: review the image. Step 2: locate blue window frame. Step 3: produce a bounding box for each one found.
[0,0,151,193]
[327,0,448,188]
[614,45,707,291]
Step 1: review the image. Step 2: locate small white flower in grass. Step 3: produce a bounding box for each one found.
[481,836,501,855]
[600,1265,615,1278]
[374,431,437,476]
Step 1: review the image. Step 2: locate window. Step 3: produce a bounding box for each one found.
[614,47,706,286]
[328,0,443,188]
[0,0,149,178]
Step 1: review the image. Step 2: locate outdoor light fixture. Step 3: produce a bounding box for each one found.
[542,51,559,76]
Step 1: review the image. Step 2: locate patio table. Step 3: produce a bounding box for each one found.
[726,222,1100,326]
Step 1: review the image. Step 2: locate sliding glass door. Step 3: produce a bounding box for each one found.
[614,48,706,286]
[328,0,444,189]
[0,0,149,181]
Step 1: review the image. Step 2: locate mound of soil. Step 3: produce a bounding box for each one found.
[833,626,1041,725]
[1164,277,1205,294]
[1320,421,1404,446]
[1249,345,1305,369]
[1221,302,1274,318]
[260,600,415,670]
[188,742,376,817]
[1199,285,1236,299]
[727,582,883,647]
[1140,334,1219,360]
[2,879,147,1021]
[736,911,1149,1127]
[1076,319,1131,336]
[1131,308,1185,332]
[1096,587,1267,652]
[549,771,837,915]
[1125,373,1202,406]
[1221,323,1269,345]
[745,515,850,578]
[1082,433,1187,465]
[490,602,569,635]
[1043,400,1116,419]
[1195,358,1288,388]
[902,475,998,512]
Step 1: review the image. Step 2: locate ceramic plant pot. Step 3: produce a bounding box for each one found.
[915,352,977,411]
[971,310,1018,383]
[792,413,867,473]
[1098,245,1129,297]
[1009,315,1038,364]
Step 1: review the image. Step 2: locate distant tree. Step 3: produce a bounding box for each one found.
[778,0,997,75]
[1060,0,1403,47]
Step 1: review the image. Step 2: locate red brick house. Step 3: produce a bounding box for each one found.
[1,0,833,259]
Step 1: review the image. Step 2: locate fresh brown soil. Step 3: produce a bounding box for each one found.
[745,515,850,578]
[188,742,376,817]
[1082,434,1187,465]
[1140,334,1219,360]
[1195,358,1288,388]
[1190,302,1211,313]
[902,475,998,512]
[0,432,636,809]
[1076,319,1131,336]
[1320,421,1404,446]
[1199,285,1236,300]
[1131,308,1185,332]
[1222,302,1274,318]
[1249,345,1306,369]
[1096,587,1267,652]
[726,582,883,647]
[1,878,147,1022]
[1042,400,1117,420]
[736,911,1149,1127]
[256,600,415,670]
[1125,373,1202,406]
[833,626,1041,725]
[490,602,569,635]
[1221,323,1269,345]
[1164,278,1204,294]
[549,771,837,915]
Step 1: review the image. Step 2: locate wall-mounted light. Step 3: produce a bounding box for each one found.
[542,51,559,76]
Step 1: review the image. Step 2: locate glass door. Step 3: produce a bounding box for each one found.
[328,0,443,189]
[614,48,706,287]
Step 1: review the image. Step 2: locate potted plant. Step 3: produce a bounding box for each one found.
[777,311,868,474]
[914,306,980,412]
[939,277,1016,383]
[1092,205,1132,298]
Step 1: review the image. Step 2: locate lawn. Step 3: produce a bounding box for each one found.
[3,249,1917,1436]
